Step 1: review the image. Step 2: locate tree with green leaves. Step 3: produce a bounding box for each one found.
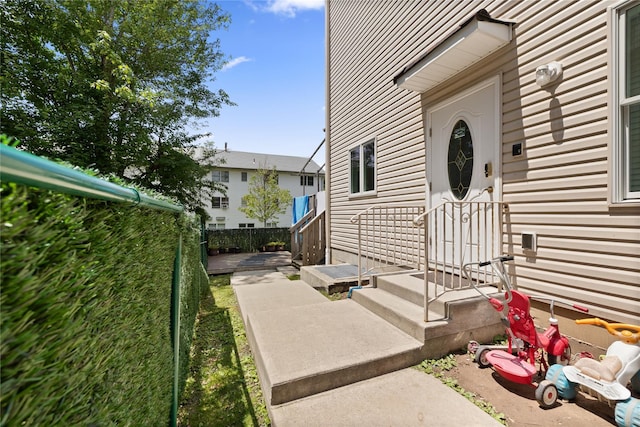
[239,167,293,227]
[1,0,233,215]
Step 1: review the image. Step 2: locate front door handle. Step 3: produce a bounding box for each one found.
[484,162,492,178]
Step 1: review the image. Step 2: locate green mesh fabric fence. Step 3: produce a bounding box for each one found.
[0,183,204,425]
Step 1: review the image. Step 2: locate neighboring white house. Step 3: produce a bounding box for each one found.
[204,149,324,229]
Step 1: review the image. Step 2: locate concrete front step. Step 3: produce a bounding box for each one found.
[375,271,505,321]
[375,271,493,307]
[350,287,444,342]
[375,272,430,309]
[352,272,505,358]
[374,272,445,318]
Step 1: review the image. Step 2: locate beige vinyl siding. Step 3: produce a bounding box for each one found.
[328,0,427,257]
[328,0,640,323]
[495,0,640,323]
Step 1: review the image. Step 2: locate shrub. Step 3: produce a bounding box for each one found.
[208,228,290,252]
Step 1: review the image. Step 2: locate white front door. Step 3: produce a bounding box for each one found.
[427,77,501,271]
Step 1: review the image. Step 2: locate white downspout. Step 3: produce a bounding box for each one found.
[324,0,331,265]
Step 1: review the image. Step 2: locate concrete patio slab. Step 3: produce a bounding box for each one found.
[270,367,504,427]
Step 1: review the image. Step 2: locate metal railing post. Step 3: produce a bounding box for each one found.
[169,234,182,427]
[424,209,429,322]
[357,216,362,286]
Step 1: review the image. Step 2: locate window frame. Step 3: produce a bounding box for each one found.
[300,175,314,186]
[211,196,229,209]
[241,171,248,182]
[349,137,377,197]
[610,1,640,205]
[212,170,229,183]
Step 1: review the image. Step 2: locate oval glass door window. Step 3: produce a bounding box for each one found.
[447,120,473,199]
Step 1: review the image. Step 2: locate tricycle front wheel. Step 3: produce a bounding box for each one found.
[475,347,491,368]
[535,380,558,408]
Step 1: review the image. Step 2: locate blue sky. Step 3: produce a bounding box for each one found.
[199,0,326,165]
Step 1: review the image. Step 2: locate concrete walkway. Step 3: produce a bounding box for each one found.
[231,269,504,427]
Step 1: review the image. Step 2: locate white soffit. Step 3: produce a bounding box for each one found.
[394,10,514,93]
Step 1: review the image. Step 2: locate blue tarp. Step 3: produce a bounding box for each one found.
[292,195,309,225]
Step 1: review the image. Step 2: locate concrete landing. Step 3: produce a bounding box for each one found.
[300,263,413,293]
[300,263,368,293]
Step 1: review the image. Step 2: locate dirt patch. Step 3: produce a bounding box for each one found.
[447,352,619,426]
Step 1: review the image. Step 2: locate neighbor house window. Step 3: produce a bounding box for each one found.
[350,138,376,194]
[212,170,229,183]
[239,223,255,228]
[208,223,225,230]
[613,2,640,202]
[300,175,314,186]
[212,196,229,208]
[241,172,248,182]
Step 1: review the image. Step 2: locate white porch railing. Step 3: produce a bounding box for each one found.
[349,205,426,283]
[413,200,508,321]
[350,201,508,322]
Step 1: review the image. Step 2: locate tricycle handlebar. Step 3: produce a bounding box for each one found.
[478,255,513,267]
[462,256,514,306]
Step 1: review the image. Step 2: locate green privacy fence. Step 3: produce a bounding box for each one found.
[207,227,291,253]
[0,144,207,426]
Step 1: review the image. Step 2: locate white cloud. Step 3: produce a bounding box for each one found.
[265,0,324,17]
[221,56,253,71]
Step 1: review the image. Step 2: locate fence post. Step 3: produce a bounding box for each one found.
[169,234,182,427]
[200,221,207,268]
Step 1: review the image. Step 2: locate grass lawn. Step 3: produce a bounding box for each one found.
[178,275,270,426]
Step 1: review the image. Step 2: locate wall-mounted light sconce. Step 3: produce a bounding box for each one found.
[535,61,562,87]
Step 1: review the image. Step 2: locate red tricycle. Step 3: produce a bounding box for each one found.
[463,255,589,408]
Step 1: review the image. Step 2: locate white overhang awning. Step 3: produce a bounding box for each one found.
[393,9,514,93]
